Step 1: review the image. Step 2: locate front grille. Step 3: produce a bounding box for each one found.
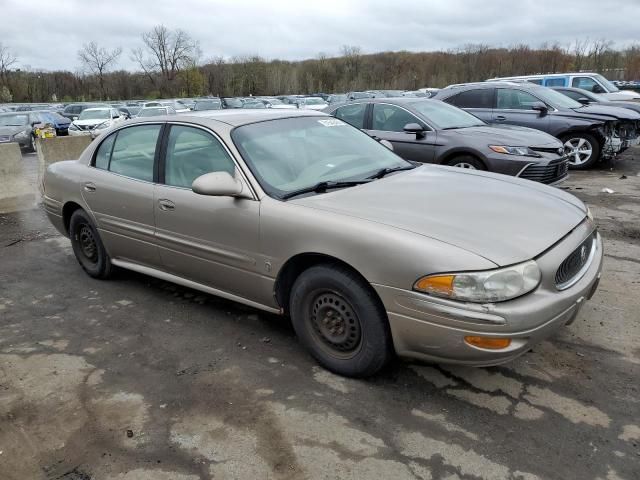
[519,158,569,184]
[555,233,596,289]
[0,135,10,142]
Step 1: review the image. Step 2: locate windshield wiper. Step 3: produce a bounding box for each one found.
[366,164,416,180]
[281,180,371,200]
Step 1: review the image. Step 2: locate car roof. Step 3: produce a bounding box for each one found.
[125,109,326,128]
[82,107,112,112]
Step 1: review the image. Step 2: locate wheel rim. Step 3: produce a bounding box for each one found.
[309,291,362,358]
[453,162,476,169]
[564,137,593,165]
[77,224,98,263]
[31,135,37,152]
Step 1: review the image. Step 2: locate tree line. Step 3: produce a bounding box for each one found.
[1,28,639,103]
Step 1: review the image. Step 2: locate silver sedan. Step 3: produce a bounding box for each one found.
[43,110,603,377]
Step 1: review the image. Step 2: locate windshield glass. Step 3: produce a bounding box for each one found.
[594,74,619,92]
[224,98,243,108]
[79,109,110,120]
[242,102,266,109]
[0,114,28,126]
[194,100,221,110]
[410,100,485,129]
[533,88,583,109]
[265,98,284,105]
[304,98,326,105]
[138,108,165,117]
[232,117,409,199]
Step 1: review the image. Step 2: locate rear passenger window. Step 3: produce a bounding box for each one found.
[164,126,235,188]
[333,103,367,129]
[94,134,116,170]
[109,125,161,181]
[448,89,494,109]
[527,79,543,85]
[544,78,566,87]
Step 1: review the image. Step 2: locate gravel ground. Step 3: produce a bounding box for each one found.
[0,150,638,480]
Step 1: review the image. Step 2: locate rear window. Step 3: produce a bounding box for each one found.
[447,89,494,109]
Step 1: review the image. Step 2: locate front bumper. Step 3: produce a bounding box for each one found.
[484,151,568,185]
[374,219,603,366]
[69,128,104,139]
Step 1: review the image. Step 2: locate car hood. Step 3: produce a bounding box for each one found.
[73,119,110,127]
[603,91,640,101]
[564,104,640,121]
[0,125,28,135]
[450,124,562,148]
[291,166,586,266]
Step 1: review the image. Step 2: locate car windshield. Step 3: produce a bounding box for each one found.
[232,117,409,199]
[138,108,166,117]
[128,106,142,115]
[194,100,221,110]
[79,109,110,120]
[594,74,619,92]
[266,98,284,105]
[224,98,243,108]
[410,100,485,129]
[242,102,266,109]
[0,114,28,126]
[533,88,583,109]
[304,98,326,105]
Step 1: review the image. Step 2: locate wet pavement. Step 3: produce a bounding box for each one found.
[0,150,639,480]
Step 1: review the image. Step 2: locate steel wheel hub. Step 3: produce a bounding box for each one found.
[564,138,593,165]
[453,162,476,169]
[310,292,361,354]
[78,225,98,262]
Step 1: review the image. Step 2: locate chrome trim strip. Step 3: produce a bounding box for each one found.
[556,236,598,291]
[154,230,255,265]
[110,258,281,314]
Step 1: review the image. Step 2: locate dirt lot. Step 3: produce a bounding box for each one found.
[1,150,639,480]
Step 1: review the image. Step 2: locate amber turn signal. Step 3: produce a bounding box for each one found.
[464,336,512,350]
[414,275,455,296]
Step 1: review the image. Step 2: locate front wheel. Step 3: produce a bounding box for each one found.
[29,134,37,153]
[562,133,600,170]
[290,264,393,377]
[446,155,485,170]
[69,209,113,279]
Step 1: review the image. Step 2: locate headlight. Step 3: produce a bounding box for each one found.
[489,145,539,157]
[94,122,109,130]
[14,130,29,140]
[69,123,79,131]
[414,260,541,303]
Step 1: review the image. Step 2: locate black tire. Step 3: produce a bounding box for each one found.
[29,134,37,153]
[446,155,485,170]
[69,209,113,279]
[561,133,601,170]
[289,264,393,377]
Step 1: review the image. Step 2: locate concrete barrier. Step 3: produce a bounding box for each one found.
[0,143,35,213]
[37,136,92,193]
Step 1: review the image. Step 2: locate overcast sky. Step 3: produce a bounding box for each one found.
[3,0,639,72]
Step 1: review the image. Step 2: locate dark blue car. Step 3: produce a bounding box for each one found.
[37,111,71,136]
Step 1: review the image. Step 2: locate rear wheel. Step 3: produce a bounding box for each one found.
[446,155,485,170]
[69,209,113,279]
[289,264,393,377]
[562,133,600,170]
[29,134,37,153]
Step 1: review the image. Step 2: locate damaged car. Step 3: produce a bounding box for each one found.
[434,82,640,169]
[44,110,603,377]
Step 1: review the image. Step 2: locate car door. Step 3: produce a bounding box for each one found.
[365,103,437,163]
[444,88,495,123]
[492,88,550,132]
[82,123,163,267]
[153,124,264,302]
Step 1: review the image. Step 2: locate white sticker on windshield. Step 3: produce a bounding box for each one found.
[317,119,345,127]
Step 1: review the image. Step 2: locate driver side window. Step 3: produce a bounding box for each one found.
[164,126,235,189]
[372,104,422,132]
[496,89,540,110]
[572,77,599,92]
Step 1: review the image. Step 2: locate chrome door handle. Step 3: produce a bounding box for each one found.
[158,199,175,211]
[495,116,507,122]
[84,182,96,192]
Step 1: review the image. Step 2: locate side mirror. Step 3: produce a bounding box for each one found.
[592,84,605,94]
[72,116,78,121]
[531,102,548,115]
[577,97,591,105]
[403,122,426,139]
[192,171,252,199]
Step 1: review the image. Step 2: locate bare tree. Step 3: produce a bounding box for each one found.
[132,25,199,94]
[0,42,17,85]
[78,42,122,99]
